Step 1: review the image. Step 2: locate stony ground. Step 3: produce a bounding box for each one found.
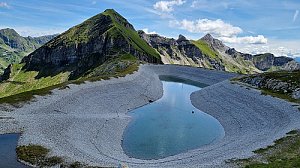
[0,64,299,168]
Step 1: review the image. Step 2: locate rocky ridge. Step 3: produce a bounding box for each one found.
[139,31,300,74]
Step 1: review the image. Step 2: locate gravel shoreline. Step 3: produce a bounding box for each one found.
[1,64,299,168]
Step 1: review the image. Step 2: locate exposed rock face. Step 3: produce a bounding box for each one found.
[201,33,229,52]
[253,53,299,71]
[0,64,11,81]
[138,31,225,70]
[239,70,300,100]
[22,9,160,79]
[293,88,300,99]
[282,61,300,71]
[225,48,253,60]
[241,76,294,93]
[252,53,275,71]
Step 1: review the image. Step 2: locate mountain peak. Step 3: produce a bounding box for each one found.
[201,33,229,52]
[104,9,117,13]
[23,9,160,79]
[0,28,20,38]
[177,34,188,42]
[202,33,214,40]
[102,9,134,30]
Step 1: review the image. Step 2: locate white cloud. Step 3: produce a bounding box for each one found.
[293,10,299,22]
[220,35,268,44]
[142,28,157,34]
[230,39,300,57]
[170,19,242,37]
[170,18,268,45]
[153,0,186,12]
[0,2,9,8]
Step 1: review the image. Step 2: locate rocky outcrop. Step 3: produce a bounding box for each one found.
[138,31,225,70]
[239,70,300,100]
[0,64,11,81]
[252,53,299,71]
[282,61,300,71]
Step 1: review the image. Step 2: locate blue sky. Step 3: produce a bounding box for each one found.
[0,0,299,57]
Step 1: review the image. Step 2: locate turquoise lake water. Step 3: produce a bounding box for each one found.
[122,76,225,160]
[0,134,29,168]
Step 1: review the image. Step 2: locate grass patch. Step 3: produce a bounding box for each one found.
[232,130,300,168]
[191,40,220,60]
[261,89,300,104]
[0,63,70,99]
[0,54,140,105]
[16,145,63,167]
[16,145,112,167]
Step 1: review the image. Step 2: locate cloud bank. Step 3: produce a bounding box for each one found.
[142,28,157,34]
[0,2,9,8]
[170,18,268,44]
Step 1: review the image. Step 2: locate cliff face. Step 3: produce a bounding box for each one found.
[22,9,160,79]
[239,70,300,100]
[138,31,225,70]
[253,53,299,71]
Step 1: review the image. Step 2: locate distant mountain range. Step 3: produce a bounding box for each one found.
[295,57,300,63]
[0,28,56,73]
[139,31,299,74]
[0,9,299,98]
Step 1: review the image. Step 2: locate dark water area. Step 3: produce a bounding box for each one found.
[0,134,29,168]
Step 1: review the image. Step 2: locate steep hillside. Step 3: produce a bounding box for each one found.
[22,9,160,79]
[0,9,160,99]
[0,28,56,73]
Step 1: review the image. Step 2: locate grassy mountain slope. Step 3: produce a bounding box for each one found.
[0,54,140,100]
[103,10,160,60]
[191,40,220,60]
[0,9,158,100]
[192,38,260,74]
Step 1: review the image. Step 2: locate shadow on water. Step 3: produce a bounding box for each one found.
[0,134,29,168]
